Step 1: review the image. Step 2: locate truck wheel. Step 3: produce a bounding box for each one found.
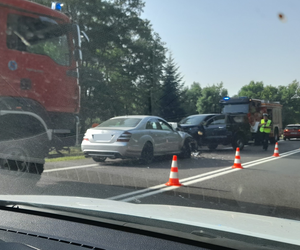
[92,156,107,162]
[274,129,279,142]
[0,154,44,175]
[0,148,44,175]
[179,140,191,159]
[0,147,29,172]
[28,163,44,174]
[208,144,218,150]
[232,135,245,150]
[270,128,279,144]
[0,159,18,171]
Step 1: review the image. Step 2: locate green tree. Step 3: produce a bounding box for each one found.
[238,81,264,99]
[261,85,279,102]
[134,33,166,116]
[277,80,300,127]
[159,55,185,121]
[182,82,202,116]
[196,83,228,113]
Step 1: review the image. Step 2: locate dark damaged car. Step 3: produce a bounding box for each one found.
[177,113,251,150]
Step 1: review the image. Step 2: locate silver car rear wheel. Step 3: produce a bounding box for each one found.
[92,156,107,162]
[140,142,154,164]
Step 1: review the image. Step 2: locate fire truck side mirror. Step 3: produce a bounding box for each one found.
[81,31,90,43]
[72,24,82,62]
[74,49,82,62]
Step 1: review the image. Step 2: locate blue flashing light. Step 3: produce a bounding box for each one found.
[56,2,62,11]
[51,2,63,11]
[223,96,230,100]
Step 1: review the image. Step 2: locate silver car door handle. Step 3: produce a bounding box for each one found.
[219,126,225,129]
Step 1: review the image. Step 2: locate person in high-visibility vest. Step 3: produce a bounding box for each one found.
[259,113,272,151]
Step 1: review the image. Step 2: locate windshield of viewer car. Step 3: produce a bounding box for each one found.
[2,0,300,248]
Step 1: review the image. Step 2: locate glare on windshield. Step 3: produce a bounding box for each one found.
[97,118,142,127]
[179,115,209,125]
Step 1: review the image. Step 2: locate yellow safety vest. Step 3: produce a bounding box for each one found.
[260,119,271,133]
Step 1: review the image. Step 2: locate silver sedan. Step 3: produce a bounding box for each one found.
[81,115,195,163]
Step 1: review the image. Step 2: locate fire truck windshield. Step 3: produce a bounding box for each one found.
[6,14,70,66]
[222,103,249,114]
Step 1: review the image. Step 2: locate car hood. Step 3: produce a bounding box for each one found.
[177,124,198,131]
[0,195,299,246]
[178,124,198,128]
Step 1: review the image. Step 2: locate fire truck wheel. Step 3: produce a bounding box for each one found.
[0,147,43,175]
[0,147,29,172]
[27,163,44,174]
[270,128,279,144]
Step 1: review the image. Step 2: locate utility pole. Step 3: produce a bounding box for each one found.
[149,41,155,115]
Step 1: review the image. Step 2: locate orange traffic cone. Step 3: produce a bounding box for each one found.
[273,142,280,157]
[232,147,243,169]
[165,155,182,186]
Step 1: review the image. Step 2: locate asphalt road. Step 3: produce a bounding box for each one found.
[1,140,300,220]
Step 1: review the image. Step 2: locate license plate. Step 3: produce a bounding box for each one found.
[93,134,113,141]
[291,132,297,135]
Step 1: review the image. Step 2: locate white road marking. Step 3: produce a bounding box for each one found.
[108,148,300,200]
[108,184,167,200]
[118,148,300,202]
[44,164,100,173]
[44,148,300,200]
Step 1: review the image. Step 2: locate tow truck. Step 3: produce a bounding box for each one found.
[219,97,283,144]
[0,0,83,173]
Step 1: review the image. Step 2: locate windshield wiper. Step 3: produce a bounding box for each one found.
[13,31,31,47]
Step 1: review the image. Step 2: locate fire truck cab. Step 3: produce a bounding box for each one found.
[220,97,283,144]
[0,0,82,173]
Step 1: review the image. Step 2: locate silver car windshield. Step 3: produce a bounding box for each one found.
[97,118,142,127]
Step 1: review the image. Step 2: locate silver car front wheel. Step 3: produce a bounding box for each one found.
[180,140,191,159]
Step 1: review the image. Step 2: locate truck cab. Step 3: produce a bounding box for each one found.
[219,97,283,145]
[0,0,83,173]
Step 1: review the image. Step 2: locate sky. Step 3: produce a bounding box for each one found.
[141,0,300,96]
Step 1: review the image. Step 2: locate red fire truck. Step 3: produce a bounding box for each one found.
[0,0,82,173]
[220,97,283,144]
